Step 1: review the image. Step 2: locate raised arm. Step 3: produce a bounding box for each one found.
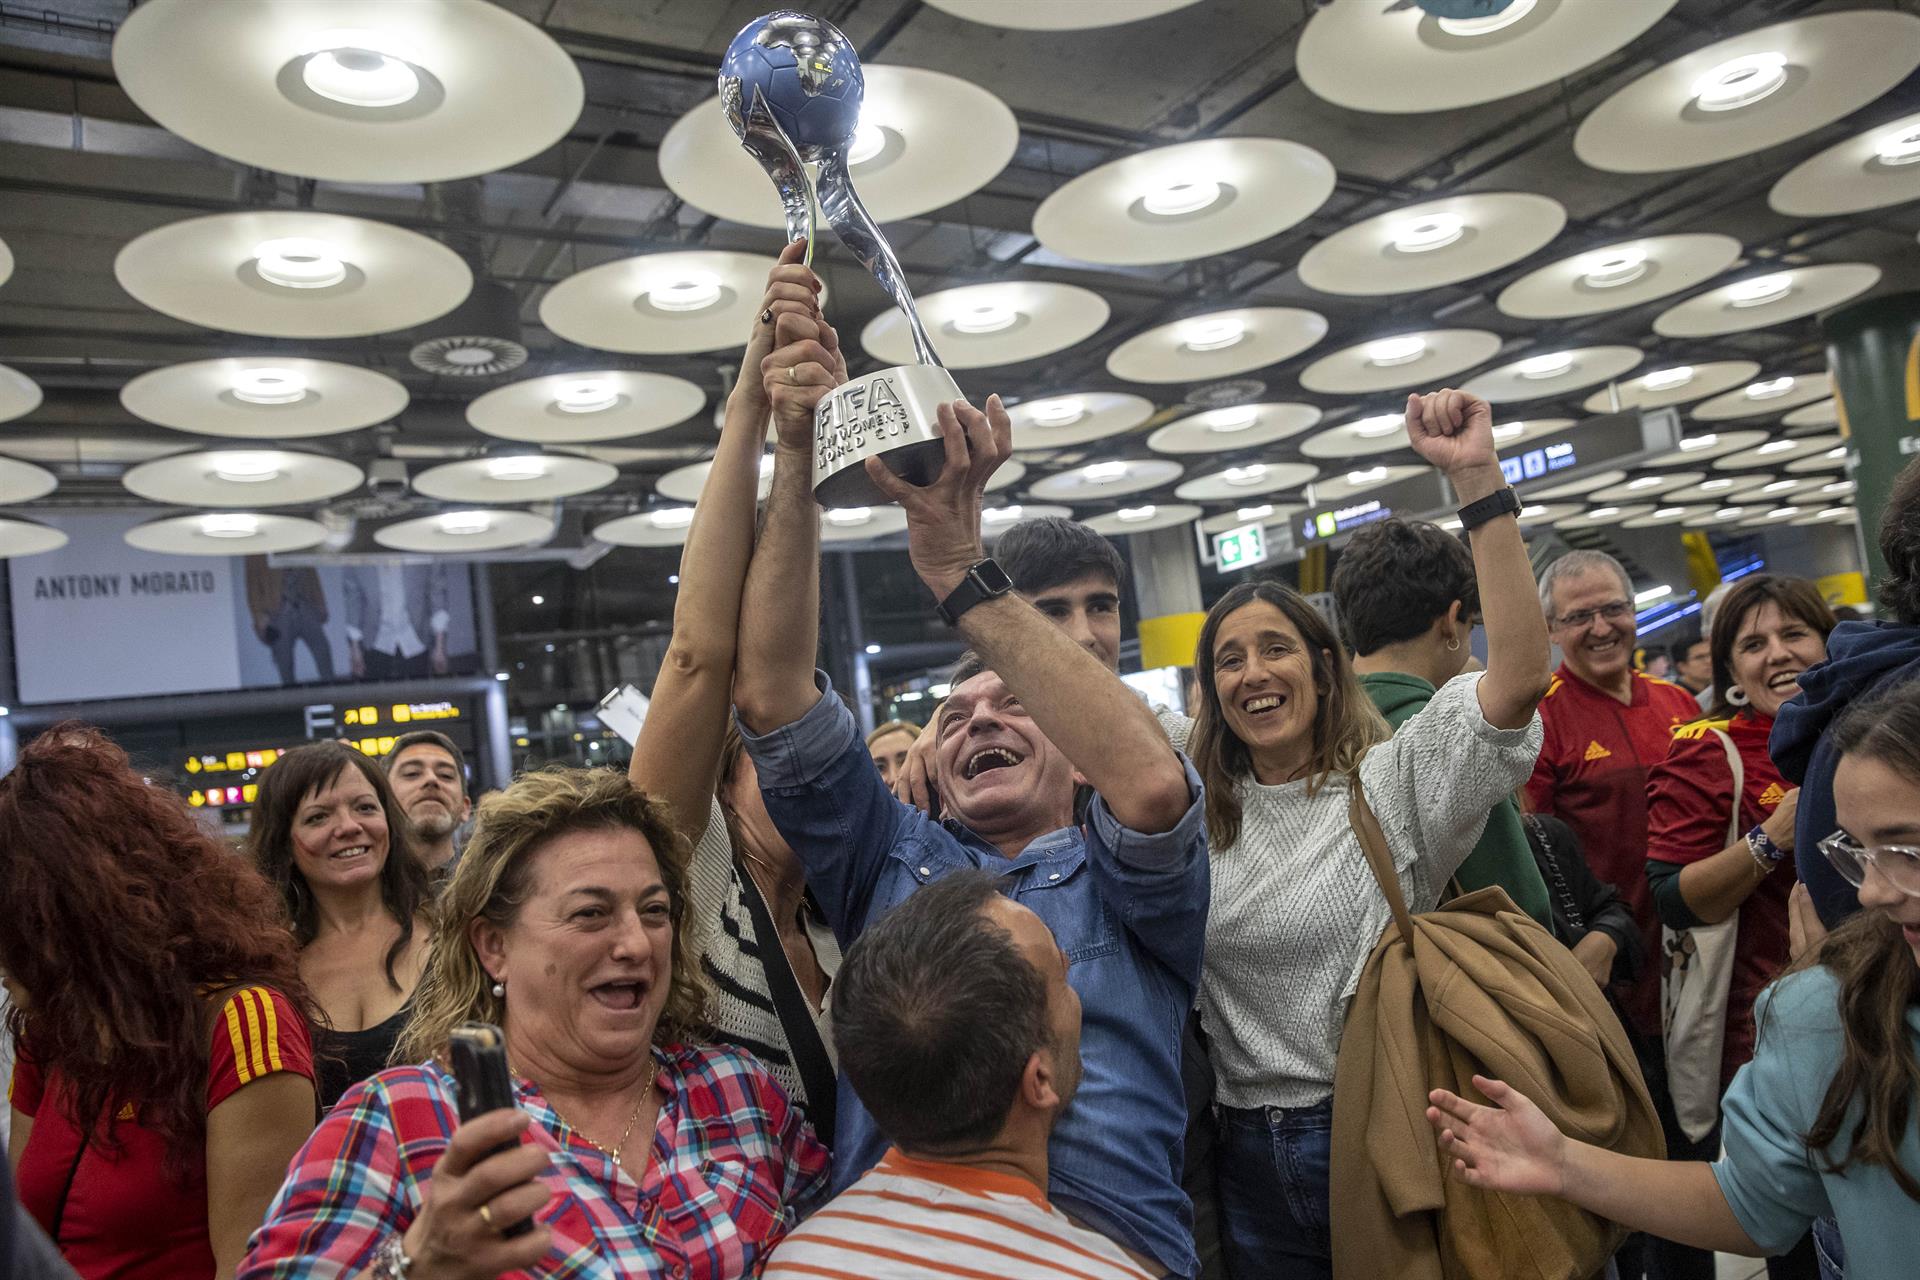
[867,401,1190,834]
[1406,389,1552,729]
[733,308,846,735]
[630,241,821,834]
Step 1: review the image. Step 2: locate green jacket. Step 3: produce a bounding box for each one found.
[1360,670,1553,927]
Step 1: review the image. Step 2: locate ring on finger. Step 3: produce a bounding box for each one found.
[478,1204,498,1233]
[761,308,774,325]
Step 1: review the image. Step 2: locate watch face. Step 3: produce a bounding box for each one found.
[975,559,1015,595]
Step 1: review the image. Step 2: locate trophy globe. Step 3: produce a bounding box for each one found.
[719,13,863,162]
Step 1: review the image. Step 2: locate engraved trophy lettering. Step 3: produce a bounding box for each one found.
[720,11,962,508]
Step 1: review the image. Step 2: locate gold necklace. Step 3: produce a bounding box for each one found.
[521,1062,656,1169]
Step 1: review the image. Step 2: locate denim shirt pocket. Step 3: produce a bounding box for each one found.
[1009,849,1121,963]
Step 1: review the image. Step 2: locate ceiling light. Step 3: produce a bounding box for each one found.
[826,507,873,526]
[1654,506,1686,518]
[1744,376,1797,401]
[1391,213,1465,253]
[200,513,259,539]
[1579,247,1649,288]
[554,379,619,414]
[864,642,882,655]
[1351,413,1405,439]
[1493,422,1524,442]
[1084,461,1129,483]
[1208,406,1261,433]
[438,345,499,369]
[1588,506,1622,519]
[1437,0,1536,37]
[1766,506,1801,520]
[1757,440,1798,455]
[1816,507,1851,521]
[1224,465,1267,486]
[758,455,775,477]
[1762,479,1799,494]
[1520,505,1549,519]
[1440,517,1463,531]
[1030,397,1086,427]
[1727,274,1793,308]
[1641,366,1694,391]
[231,367,307,405]
[211,453,283,484]
[1714,506,1745,520]
[1702,478,1734,491]
[649,274,724,313]
[1628,477,1664,491]
[1516,351,1575,380]
[1236,505,1274,520]
[1692,52,1789,113]
[1680,434,1719,451]
[1365,335,1428,367]
[485,456,548,481]
[1347,466,1388,485]
[1142,180,1222,217]
[952,301,1019,334]
[252,237,347,290]
[1180,317,1245,352]
[848,119,887,166]
[530,594,544,605]
[1874,123,1920,166]
[1634,584,1672,604]
[649,507,695,529]
[1117,505,1158,522]
[301,33,422,109]
[984,505,1023,523]
[439,511,492,536]
[1824,446,1847,460]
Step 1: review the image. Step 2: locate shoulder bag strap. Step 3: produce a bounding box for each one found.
[735,866,838,1146]
[1348,775,1417,945]
[46,1122,89,1244]
[1708,728,1745,846]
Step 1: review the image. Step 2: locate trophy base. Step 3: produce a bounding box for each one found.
[812,363,965,509]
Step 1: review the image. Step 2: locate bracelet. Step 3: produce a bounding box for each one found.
[371,1234,412,1280]
[1746,824,1786,872]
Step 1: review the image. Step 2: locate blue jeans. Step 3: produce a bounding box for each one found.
[1812,1216,1844,1280]
[1217,1099,1333,1280]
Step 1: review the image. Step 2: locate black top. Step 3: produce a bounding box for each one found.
[315,999,413,1111]
[1521,812,1642,986]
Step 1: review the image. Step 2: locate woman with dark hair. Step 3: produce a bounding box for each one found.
[1645,577,1835,1167]
[247,740,432,1110]
[2,724,317,1278]
[1427,678,1920,1280]
[1188,389,1551,1278]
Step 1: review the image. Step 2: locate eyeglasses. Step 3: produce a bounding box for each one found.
[1550,600,1633,630]
[1817,831,1920,898]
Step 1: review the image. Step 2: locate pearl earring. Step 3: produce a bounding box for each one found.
[492,980,506,998]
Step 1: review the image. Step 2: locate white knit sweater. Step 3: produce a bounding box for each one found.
[1191,673,1543,1110]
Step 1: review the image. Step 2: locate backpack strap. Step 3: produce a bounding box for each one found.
[1349,774,1417,945]
[736,866,838,1147]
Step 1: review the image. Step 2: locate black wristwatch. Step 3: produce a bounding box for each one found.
[935,558,1015,627]
[1456,486,1522,532]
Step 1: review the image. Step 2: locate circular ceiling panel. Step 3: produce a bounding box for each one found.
[1621,504,1716,529]
[111,0,583,184]
[1713,433,1844,471]
[0,236,12,289]
[1783,398,1839,429]
[114,211,471,339]
[374,509,555,554]
[985,460,1026,494]
[1589,471,1705,503]
[1009,392,1155,451]
[0,364,41,424]
[0,517,65,558]
[540,251,808,356]
[1462,346,1645,404]
[1299,329,1502,395]
[659,66,1016,229]
[1147,403,1321,455]
[1201,503,1303,535]
[1786,442,1851,474]
[1690,372,1831,420]
[1301,411,1415,460]
[1559,503,1658,530]
[1027,458,1184,502]
[1082,503,1203,536]
[0,458,57,504]
[1299,0,1676,114]
[1496,233,1743,319]
[1297,193,1566,297]
[1105,307,1328,384]
[657,455,775,505]
[1491,417,1576,450]
[1793,505,1858,528]
[1527,469,1629,501]
[594,507,701,548]
[411,454,618,504]
[126,512,327,556]
[1739,503,1818,531]
[862,281,1108,369]
[1575,10,1920,173]
[121,449,364,508]
[924,0,1202,28]
[1771,111,1920,216]
[982,502,1074,537]
[1032,137,1336,267]
[1646,428,1768,468]
[1174,462,1319,503]
[1517,501,1583,528]
[0,436,180,466]
[1579,360,1759,412]
[120,356,407,439]
[1307,463,1426,505]
[820,506,910,544]
[466,371,706,444]
[1652,264,1881,338]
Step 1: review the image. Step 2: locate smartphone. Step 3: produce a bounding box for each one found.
[447,1022,535,1239]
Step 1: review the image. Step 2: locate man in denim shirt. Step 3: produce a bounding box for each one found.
[735,308,1209,1279]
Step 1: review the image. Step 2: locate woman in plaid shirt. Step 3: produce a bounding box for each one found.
[239,767,829,1280]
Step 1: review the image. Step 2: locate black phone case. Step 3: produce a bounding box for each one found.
[448,1023,535,1239]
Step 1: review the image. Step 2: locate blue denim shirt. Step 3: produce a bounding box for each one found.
[739,674,1209,1278]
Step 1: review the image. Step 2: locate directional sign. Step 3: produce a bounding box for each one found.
[1213,523,1269,572]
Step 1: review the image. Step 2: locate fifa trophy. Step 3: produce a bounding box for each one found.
[720,12,962,508]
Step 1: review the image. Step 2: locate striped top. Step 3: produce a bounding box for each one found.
[763,1149,1157,1280]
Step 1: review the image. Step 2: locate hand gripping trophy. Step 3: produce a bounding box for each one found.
[720,11,962,508]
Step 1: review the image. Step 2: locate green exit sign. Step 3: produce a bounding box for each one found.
[1214,522,1268,572]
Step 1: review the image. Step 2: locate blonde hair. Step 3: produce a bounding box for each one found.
[398,766,707,1064]
[865,720,921,748]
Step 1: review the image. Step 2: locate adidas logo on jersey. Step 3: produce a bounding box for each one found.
[1584,740,1613,762]
[1759,782,1787,808]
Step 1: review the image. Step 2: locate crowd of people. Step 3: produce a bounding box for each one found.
[3,248,1918,1280]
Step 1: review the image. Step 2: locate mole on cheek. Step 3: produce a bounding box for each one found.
[544,963,559,977]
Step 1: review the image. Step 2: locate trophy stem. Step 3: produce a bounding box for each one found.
[815,153,944,369]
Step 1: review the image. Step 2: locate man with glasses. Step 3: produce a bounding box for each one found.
[1524,550,1704,1280]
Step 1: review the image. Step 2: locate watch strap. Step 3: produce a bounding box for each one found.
[935,558,1013,627]
[1456,486,1521,532]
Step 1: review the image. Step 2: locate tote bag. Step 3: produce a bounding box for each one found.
[1661,727,1742,1143]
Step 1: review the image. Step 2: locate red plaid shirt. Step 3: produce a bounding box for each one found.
[239,1042,828,1280]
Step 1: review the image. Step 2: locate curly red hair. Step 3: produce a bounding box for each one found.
[0,722,314,1174]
